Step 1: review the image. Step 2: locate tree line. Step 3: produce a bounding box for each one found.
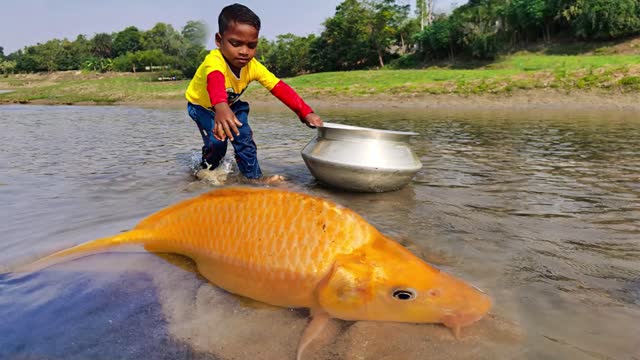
[1,0,639,77]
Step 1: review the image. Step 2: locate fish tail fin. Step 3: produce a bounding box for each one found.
[16,229,154,273]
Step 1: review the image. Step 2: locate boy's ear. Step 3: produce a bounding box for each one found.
[215,33,222,47]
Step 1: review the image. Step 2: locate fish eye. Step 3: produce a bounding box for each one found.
[392,288,417,301]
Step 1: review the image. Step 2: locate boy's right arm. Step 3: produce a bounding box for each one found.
[207,70,242,141]
[213,102,241,141]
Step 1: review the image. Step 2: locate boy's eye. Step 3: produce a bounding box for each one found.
[247,43,257,49]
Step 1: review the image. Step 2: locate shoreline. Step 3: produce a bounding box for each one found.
[3,88,640,112]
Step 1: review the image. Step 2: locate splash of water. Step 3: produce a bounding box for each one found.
[189,151,235,186]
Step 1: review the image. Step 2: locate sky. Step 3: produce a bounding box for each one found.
[0,0,465,54]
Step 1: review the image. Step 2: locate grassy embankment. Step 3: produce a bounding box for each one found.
[1,50,639,106]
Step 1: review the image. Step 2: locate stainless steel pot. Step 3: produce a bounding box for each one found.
[301,122,422,192]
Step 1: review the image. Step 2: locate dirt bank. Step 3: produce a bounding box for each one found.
[105,89,640,112]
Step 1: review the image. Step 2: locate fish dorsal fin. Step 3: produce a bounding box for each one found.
[135,187,272,229]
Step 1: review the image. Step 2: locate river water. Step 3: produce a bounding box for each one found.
[0,104,638,360]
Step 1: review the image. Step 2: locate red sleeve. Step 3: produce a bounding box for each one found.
[206,70,228,106]
[270,80,313,120]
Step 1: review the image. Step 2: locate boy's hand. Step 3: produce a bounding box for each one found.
[302,113,323,128]
[213,102,242,141]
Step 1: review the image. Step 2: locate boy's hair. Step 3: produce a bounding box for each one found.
[218,3,261,34]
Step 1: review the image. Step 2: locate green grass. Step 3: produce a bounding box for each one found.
[1,52,639,105]
[0,73,189,104]
[493,54,640,71]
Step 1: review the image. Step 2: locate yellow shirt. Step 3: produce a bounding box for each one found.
[185,49,280,108]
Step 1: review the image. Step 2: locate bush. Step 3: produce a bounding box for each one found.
[386,54,421,69]
[153,69,184,81]
[469,33,499,60]
[414,19,453,60]
[0,59,16,74]
[619,76,640,89]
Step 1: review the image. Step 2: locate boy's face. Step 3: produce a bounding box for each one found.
[215,21,259,73]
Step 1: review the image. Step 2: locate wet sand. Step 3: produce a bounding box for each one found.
[1,254,522,360]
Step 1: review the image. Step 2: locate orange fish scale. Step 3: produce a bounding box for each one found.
[135,188,374,307]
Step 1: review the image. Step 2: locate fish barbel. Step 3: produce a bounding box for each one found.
[23,187,492,359]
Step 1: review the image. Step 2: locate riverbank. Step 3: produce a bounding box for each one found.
[2,83,639,111]
[1,51,639,110]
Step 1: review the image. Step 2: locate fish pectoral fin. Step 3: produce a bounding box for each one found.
[296,309,331,360]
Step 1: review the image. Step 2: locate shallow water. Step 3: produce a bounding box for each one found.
[0,104,639,359]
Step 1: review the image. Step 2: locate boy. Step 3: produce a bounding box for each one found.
[185,3,323,182]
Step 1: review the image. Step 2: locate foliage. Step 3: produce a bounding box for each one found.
[505,0,547,41]
[0,59,16,74]
[142,23,186,56]
[309,0,372,71]
[415,18,454,60]
[307,0,412,71]
[255,37,273,63]
[112,26,142,57]
[565,0,640,39]
[1,53,638,105]
[369,0,411,67]
[91,33,113,58]
[175,44,208,78]
[84,58,113,73]
[3,0,640,77]
[182,20,209,46]
[112,50,174,73]
[262,34,315,77]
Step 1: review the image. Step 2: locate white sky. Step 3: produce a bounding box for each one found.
[0,0,465,54]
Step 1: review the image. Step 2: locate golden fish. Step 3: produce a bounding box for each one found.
[24,187,491,359]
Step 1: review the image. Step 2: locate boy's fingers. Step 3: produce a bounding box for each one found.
[221,121,234,141]
[228,122,239,138]
[230,115,241,136]
[306,119,322,128]
[214,123,226,140]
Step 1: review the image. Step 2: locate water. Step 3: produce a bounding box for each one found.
[1,104,638,359]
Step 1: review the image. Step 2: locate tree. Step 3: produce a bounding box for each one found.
[368,0,411,67]
[175,44,207,78]
[396,17,420,54]
[310,0,372,71]
[504,0,546,42]
[0,59,16,74]
[0,46,4,60]
[255,37,273,63]
[182,20,209,46]
[415,17,454,60]
[113,26,142,57]
[416,0,435,30]
[263,34,315,77]
[565,0,640,39]
[142,23,184,56]
[91,33,113,58]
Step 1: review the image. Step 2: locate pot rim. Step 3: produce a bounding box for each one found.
[320,122,419,136]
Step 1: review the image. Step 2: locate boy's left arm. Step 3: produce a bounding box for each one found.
[270,80,323,128]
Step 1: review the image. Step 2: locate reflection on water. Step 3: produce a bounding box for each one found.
[0,104,638,359]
